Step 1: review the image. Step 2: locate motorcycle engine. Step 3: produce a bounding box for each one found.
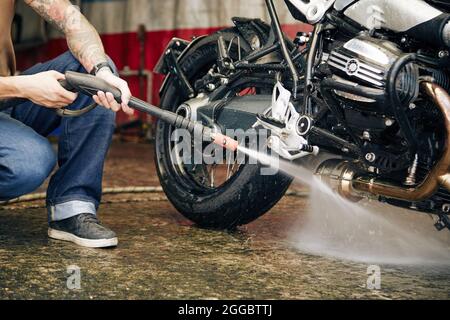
[325,35,419,112]
[321,34,426,173]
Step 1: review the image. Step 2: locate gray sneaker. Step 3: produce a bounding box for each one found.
[48,213,118,248]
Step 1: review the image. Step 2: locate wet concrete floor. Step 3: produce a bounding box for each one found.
[0,141,449,299]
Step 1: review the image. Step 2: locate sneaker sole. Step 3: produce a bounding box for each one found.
[48,228,118,248]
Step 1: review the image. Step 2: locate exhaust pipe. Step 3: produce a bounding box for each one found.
[315,159,364,202]
[352,82,450,202]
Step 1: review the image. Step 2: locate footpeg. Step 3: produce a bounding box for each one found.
[256,82,319,160]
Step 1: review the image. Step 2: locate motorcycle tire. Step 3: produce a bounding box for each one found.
[155,28,293,229]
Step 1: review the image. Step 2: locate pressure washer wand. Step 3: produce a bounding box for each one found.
[128,96,239,151]
[61,71,239,152]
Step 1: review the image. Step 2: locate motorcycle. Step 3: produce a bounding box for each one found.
[154,0,450,231]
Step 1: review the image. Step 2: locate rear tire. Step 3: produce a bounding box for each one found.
[155,29,292,229]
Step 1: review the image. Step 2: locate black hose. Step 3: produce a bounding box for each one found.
[387,53,418,154]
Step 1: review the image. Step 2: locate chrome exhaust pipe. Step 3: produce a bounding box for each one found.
[315,159,364,202]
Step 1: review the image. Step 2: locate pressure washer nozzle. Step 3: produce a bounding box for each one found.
[210,132,239,152]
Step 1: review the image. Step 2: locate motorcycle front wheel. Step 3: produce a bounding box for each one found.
[155,29,293,229]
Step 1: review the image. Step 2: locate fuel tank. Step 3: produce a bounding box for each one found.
[339,0,450,47]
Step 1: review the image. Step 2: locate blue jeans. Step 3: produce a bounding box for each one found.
[0,52,116,222]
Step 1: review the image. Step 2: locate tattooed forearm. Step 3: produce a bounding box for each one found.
[65,24,107,72]
[25,0,107,72]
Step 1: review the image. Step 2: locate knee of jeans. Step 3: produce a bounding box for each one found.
[89,100,116,124]
[2,137,56,197]
[59,51,85,73]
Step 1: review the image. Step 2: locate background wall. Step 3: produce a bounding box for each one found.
[14,0,309,126]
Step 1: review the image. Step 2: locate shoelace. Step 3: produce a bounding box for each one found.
[78,214,100,225]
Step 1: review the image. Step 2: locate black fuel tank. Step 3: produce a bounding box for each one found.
[427,0,450,12]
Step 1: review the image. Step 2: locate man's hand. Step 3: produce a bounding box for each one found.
[93,68,134,115]
[18,71,78,108]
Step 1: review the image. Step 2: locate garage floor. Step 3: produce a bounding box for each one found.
[0,141,449,300]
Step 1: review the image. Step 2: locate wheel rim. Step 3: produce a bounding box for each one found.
[168,88,261,191]
[161,40,274,194]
